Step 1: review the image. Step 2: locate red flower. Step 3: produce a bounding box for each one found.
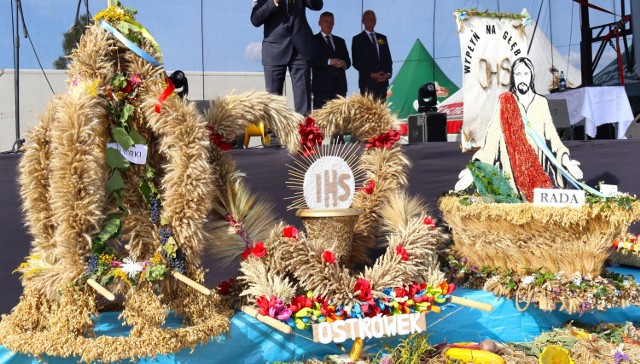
[354,278,372,301]
[365,129,401,150]
[256,295,276,316]
[289,295,312,313]
[298,116,324,156]
[206,125,233,150]
[216,278,235,295]
[423,216,436,230]
[252,242,267,258]
[282,226,299,239]
[322,250,336,264]
[241,248,252,260]
[359,179,375,195]
[437,281,456,296]
[396,246,409,261]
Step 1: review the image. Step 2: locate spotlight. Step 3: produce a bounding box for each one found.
[417,83,437,113]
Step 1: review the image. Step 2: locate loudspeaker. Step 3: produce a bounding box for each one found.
[407,113,426,143]
[425,112,447,142]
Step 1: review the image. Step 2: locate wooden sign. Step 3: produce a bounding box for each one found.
[311,313,427,344]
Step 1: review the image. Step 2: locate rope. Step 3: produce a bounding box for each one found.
[514,290,533,312]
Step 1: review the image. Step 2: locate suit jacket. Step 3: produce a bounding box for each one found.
[311,33,351,95]
[251,0,324,65]
[351,31,392,90]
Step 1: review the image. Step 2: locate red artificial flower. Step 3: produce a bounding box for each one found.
[241,248,252,260]
[322,250,336,264]
[216,278,235,295]
[394,286,409,298]
[365,129,401,150]
[206,125,233,150]
[437,281,456,296]
[354,278,373,302]
[252,242,267,258]
[298,116,324,156]
[632,236,638,243]
[123,81,134,93]
[613,240,619,249]
[282,226,299,239]
[363,302,382,318]
[408,282,426,297]
[396,246,409,261]
[256,295,277,316]
[289,295,313,313]
[359,179,375,195]
[423,216,436,230]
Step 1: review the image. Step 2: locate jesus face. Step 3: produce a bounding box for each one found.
[513,63,532,95]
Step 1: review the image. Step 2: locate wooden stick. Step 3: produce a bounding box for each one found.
[171,272,211,296]
[450,295,494,312]
[87,278,115,301]
[241,306,293,335]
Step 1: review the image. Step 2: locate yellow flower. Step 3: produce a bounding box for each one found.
[539,345,574,364]
[112,268,132,287]
[377,38,385,45]
[151,253,162,265]
[94,6,126,24]
[99,253,115,265]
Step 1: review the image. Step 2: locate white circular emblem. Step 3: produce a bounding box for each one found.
[303,156,355,209]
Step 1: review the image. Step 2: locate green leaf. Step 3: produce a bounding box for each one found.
[106,170,125,195]
[113,190,129,218]
[163,237,178,259]
[112,127,135,151]
[129,129,147,144]
[145,165,156,179]
[105,147,130,170]
[119,103,135,124]
[111,73,127,89]
[93,214,122,252]
[139,179,158,204]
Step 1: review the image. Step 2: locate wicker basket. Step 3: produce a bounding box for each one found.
[438,196,640,276]
[296,208,363,264]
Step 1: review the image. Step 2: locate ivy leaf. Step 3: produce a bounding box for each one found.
[129,129,147,144]
[112,127,135,151]
[105,147,130,170]
[119,103,135,124]
[106,170,125,195]
[93,214,122,253]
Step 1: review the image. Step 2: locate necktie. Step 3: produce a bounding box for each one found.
[369,32,379,58]
[325,35,334,50]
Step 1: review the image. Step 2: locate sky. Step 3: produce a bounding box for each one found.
[0,0,632,91]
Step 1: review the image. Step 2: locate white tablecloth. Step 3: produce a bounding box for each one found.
[545,86,633,139]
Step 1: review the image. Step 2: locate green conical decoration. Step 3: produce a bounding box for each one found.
[386,39,459,119]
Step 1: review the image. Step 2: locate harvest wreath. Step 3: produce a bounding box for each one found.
[0,3,231,362]
[202,94,490,358]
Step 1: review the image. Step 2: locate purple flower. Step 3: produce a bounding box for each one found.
[614,351,630,364]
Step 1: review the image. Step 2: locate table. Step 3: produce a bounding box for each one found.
[546,86,634,139]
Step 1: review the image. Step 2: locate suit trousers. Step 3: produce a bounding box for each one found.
[264,49,311,116]
[360,83,388,102]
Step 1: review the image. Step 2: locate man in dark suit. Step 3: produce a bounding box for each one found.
[311,12,351,110]
[251,0,324,116]
[351,9,392,101]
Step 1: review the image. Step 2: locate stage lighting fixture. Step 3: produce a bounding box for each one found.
[417,82,438,113]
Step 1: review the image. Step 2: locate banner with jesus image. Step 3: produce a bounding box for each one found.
[454,10,530,151]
